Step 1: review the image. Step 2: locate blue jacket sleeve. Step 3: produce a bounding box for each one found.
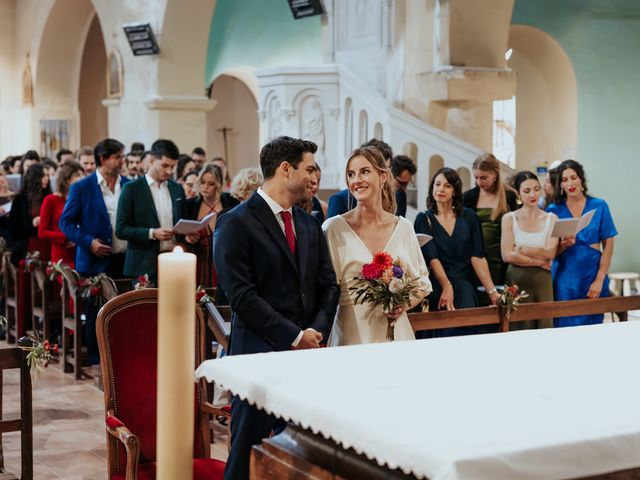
[58,182,94,252]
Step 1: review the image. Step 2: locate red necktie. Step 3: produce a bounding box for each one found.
[280,211,296,255]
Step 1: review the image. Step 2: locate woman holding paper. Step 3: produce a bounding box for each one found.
[546,160,617,327]
[501,171,558,329]
[185,164,238,286]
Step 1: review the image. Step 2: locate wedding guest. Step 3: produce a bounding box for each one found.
[212,156,232,190]
[310,164,327,222]
[185,164,238,287]
[76,146,96,175]
[9,162,51,263]
[59,138,130,365]
[124,152,142,180]
[130,142,145,155]
[38,160,84,267]
[538,160,561,209]
[391,154,416,217]
[0,174,13,245]
[191,147,206,172]
[546,159,617,327]
[323,146,430,345]
[116,139,188,283]
[56,148,74,166]
[19,150,40,175]
[176,154,196,182]
[501,171,558,329]
[463,153,518,289]
[180,171,198,200]
[415,167,501,336]
[9,163,51,338]
[228,167,263,204]
[327,138,393,218]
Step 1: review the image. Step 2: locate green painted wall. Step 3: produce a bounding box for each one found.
[513,0,640,273]
[206,0,323,85]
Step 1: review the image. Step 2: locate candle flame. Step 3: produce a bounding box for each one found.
[173,246,184,254]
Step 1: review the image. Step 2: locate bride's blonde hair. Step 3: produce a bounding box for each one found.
[345,146,396,214]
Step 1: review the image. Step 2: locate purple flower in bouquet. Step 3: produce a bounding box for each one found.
[392,265,404,279]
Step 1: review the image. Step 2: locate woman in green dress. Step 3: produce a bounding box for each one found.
[463,153,518,296]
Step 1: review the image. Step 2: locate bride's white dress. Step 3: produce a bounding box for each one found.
[322,215,431,346]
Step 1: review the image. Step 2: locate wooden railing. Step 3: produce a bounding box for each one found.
[202,296,640,349]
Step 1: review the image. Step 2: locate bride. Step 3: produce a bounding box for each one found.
[322,146,432,345]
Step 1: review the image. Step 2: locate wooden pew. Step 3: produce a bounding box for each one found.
[59,266,85,379]
[0,348,32,480]
[2,253,18,344]
[29,264,61,343]
[203,301,231,353]
[408,296,640,332]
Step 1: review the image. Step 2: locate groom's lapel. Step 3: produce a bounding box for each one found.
[293,207,309,283]
[248,193,298,273]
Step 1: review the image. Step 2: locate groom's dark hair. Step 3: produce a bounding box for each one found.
[259,136,317,179]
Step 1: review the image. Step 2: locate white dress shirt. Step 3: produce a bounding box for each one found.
[256,187,308,347]
[145,173,176,252]
[96,169,127,254]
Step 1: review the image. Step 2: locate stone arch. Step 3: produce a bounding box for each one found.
[33,0,104,148]
[157,0,217,97]
[508,25,577,170]
[457,166,471,191]
[206,73,260,175]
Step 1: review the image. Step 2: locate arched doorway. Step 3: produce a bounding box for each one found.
[206,73,260,176]
[508,25,577,171]
[78,14,107,147]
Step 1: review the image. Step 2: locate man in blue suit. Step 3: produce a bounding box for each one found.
[59,138,129,365]
[214,136,339,480]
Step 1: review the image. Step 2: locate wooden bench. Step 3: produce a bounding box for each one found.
[203,302,231,353]
[2,253,18,344]
[0,348,32,480]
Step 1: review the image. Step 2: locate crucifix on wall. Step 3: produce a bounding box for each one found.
[217,125,233,164]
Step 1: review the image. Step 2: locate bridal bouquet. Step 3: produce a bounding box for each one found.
[349,251,425,341]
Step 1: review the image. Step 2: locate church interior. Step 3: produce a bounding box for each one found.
[1,0,640,478]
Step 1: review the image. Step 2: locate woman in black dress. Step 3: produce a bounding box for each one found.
[414,167,500,336]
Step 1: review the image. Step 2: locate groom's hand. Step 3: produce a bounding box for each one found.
[294,329,323,349]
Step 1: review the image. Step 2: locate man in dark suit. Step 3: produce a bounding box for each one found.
[214,136,339,480]
[116,139,189,282]
[391,154,417,217]
[326,138,393,218]
[59,138,129,364]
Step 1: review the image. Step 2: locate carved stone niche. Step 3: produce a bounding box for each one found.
[299,95,326,168]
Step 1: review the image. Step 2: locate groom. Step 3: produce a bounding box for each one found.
[213,136,339,480]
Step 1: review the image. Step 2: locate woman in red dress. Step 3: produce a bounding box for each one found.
[38,160,84,267]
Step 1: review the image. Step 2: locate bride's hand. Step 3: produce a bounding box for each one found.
[385,305,404,326]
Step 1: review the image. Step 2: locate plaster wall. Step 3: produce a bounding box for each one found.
[206,74,259,175]
[0,0,17,157]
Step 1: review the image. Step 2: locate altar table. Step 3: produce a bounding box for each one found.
[195,322,640,479]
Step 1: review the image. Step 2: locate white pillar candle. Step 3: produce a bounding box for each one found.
[157,246,196,480]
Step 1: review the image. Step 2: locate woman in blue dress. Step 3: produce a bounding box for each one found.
[546,160,617,327]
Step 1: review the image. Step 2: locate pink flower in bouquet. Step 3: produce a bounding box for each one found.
[89,286,100,297]
[373,251,393,269]
[362,263,383,280]
[45,266,53,277]
[380,267,394,284]
[18,259,26,269]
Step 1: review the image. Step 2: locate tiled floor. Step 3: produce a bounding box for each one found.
[0,356,229,479]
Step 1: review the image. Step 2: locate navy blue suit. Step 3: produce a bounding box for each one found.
[213,191,339,480]
[59,173,129,275]
[326,188,357,218]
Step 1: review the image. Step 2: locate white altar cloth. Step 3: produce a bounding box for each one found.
[195,322,640,480]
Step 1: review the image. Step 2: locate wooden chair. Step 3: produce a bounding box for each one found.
[2,253,18,344]
[29,263,61,343]
[59,265,86,379]
[0,348,32,480]
[96,288,225,480]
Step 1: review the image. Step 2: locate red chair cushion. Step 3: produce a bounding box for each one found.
[111,457,225,480]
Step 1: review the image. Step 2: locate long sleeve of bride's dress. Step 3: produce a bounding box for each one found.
[406,220,433,301]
